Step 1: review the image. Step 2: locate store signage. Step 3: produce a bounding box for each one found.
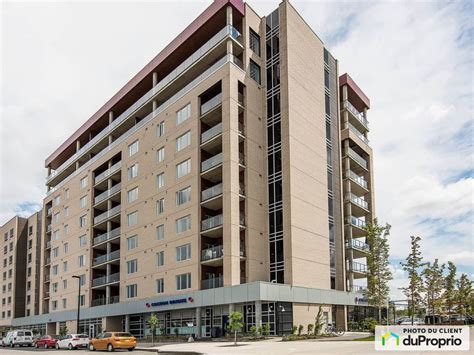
[354,296,369,305]
[146,296,194,308]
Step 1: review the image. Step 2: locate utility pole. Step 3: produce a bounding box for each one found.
[72,275,82,333]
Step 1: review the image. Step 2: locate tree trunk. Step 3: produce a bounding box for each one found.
[378,307,382,324]
[411,293,414,326]
[234,330,237,346]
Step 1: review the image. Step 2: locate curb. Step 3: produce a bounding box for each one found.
[136,348,204,355]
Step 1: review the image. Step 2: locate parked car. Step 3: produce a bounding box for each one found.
[89,332,136,352]
[400,318,425,325]
[55,334,89,350]
[34,334,59,348]
[1,330,34,347]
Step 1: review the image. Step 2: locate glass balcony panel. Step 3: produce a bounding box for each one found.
[348,216,366,229]
[92,250,120,266]
[92,272,120,287]
[94,183,121,205]
[93,205,121,225]
[347,122,369,144]
[94,161,122,184]
[201,183,223,202]
[201,153,223,172]
[201,214,223,231]
[346,239,370,252]
[201,276,223,290]
[201,93,222,116]
[347,148,368,169]
[346,193,369,210]
[201,123,223,144]
[342,100,369,128]
[93,227,121,246]
[346,170,368,189]
[201,245,224,261]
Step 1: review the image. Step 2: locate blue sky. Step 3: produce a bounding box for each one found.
[1,0,473,299]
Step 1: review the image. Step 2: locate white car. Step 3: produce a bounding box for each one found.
[55,334,89,350]
[1,330,34,347]
[400,318,425,325]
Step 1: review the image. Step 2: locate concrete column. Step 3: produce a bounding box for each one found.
[76,161,80,169]
[195,307,202,338]
[342,85,348,101]
[76,140,81,152]
[335,305,348,331]
[343,111,349,130]
[226,6,232,26]
[255,301,262,329]
[227,39,233,56]
[124,315,130,332]
[108,111,114,124]
[228,304,234,314]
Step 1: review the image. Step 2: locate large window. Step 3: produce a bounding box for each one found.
[127,259,138,274]
[176,159,191,179]
[176,215,191,234]
[157,198,165,215]
[156,251,164,267]
[176,131,191,152]
[176,186,191,206]
[176,273,191,290]
[250,60,261,84]
[176,103,191,125]
[156,224,164,240]
[249,29,261,56]
[126,284,137,298]
[128,140,139,157]
[127,211,138,227]
[127,235,138,250]
[127,187,139,203]
[156,278,164,294]
[176,244,191,262]
[128,164,139,180]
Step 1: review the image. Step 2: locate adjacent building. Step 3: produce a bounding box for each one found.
[3,0,375,337]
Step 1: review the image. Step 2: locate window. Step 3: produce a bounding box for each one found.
[54,195,61,206]
[80,196,87,208]
[64,224,69,236]
[156,225,164,240]
[28,240,32,249]
[156,278,164,294]
[64,206,69,217]
[324,69,330,89]
[53,212,60,223]
[127,259,138,274]
[157,198,165,215]
[156,251,164,267]
[26,281,31,291]
[78,255,86,267]
[176,103,191,125]
[157,147,165,163]
[127,235,138,250]
[79,215,87,228]
[176,186,191,206]
[156,173,165,189]
[127,187,139,203]
[53,230,60,240]
[176,131,191,152]
[52,300,57,310]
[127,211,138,227]
[126,284,137,298]
[63,242,69,253]
[63,261,68,272]
[128,164,139,180]
[80,295,85,306]
[62,299,67,309]
[249,28,261,56]
[157,121,165,137]
[325,94,330,115]
[52,265,58,276]
[52,247,59,258]
[63,279,67,289]
[28,226,33,236]
[27,253,32,263]
[80,176,88,189]
[65,188,70,199]
[176,159,191,179]
[250,60,261,84]
[52,283,58,293]
[79,274,86,286]
[27,268,31,277]
[176,215,191,234]
[176,244,191,262]
[79,235,87,247]
[176,273,191,290]
[128,140,139,156]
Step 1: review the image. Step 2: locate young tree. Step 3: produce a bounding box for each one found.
[456,274,472,316]
[400,236,426,325]
[147,313,158,345]
[364,219,393,322]
[444,261,457,320]
[422,259,445,317]
[314,306,324,335]
[228,311,244,346]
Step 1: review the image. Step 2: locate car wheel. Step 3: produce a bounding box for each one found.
[89,343,96,351]
[56,343,60,349]
[128,348,134,352]
[44,343,49,349]
[35,343,38,348]
[107,343,114,352]
[68,343,74,350]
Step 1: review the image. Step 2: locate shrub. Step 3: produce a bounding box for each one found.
[297,325,303,336]
[314,306,324,335]
[250,326,258,339]
[262,324,270,337]
[291,325,298,335]
[173,328,179,337]
[362,317,378,334]
[307,324,314,334]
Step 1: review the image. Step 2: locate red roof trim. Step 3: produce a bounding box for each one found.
[339,73,370,109]
[45,0,245,167]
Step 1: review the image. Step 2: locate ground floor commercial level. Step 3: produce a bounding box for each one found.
[5,282,370,338]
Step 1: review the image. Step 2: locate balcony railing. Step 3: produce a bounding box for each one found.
[93,227,121,246]
[45,257,51,265]
[201,153,223,172]
[201,93,222,116]
[346,170,368,189]
[45,274,50,282]
[92,272,120,287]
[94,183,121,205]
[238,122,245,135]
[238,92,244,106]
[201,183,223,202]
[342,100,369,128]
[350,285,366,294]
[348,216,366,229]
[347,148,368,169]
[94,161,122,184]
[91,295,120,307]
[348,261,368,273]
[46,25,242,185]
[239,183,245,196]
[201,122,222,144]
[202,214,223,231]
[239,214,246,226]
[46,241,51,249]
[93,205,121,225]
[239,153,245,165]
[201,276,223,290]
[346,193,369,210]
[46,224,52,233]
[92,250,120,266]
[201,245,224,261]
[47,208,52,216]
[346,239,370,252]
[347,122,369,144]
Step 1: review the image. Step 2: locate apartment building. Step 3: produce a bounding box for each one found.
[8,0,374,337]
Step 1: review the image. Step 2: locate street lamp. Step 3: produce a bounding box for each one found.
[72,275,82,333]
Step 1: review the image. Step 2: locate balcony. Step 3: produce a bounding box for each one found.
[46,50,244,194]
[201,153,223,173]
[93,227,121,246]
[239,153,245,166]
[46,241,51,249]
[347,216,366,230]
[347,261,368,278]
[201,93,222,116]
[346,192,369,211]
[347,122,369,145]
[46,224,52,233]
[94,183,121,205]
[201,245,224,266]
[47,208,52,216]
[93,205,121,225]
[201,183,223,202]
[239,214,246,228]
[201,276,223,290]
[91,295,120,307]
[44,291,50,299]
[201,214,223,232]
[94,161,122,185]
[346,239,370,259]
[201,123,223,145]
[342,100,369,130]
[92,250,120,267]
[349,285,366,294]
[347,148,368,170]
[345,170,368,190]
[45,274,50,282]
[91,272,120,288]
[45,257,51,265]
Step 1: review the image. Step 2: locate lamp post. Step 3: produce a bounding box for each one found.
[72,275,81,333]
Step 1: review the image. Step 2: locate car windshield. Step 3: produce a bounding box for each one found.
[17,332,24,336]
[25,332,32,336]
[114,333,132,337]
[78,334,88,338]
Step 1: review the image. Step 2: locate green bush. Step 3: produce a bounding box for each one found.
[262,324,270,337]
[362,317,378,334]
[291,325,298,335]
[307,324,314,334]
[250,326,258,339]
[297,324,303,336]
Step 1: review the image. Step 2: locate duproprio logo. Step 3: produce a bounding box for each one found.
[382,332,400,346]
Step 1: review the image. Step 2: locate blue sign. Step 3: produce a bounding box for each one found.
[146,296,194,308]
